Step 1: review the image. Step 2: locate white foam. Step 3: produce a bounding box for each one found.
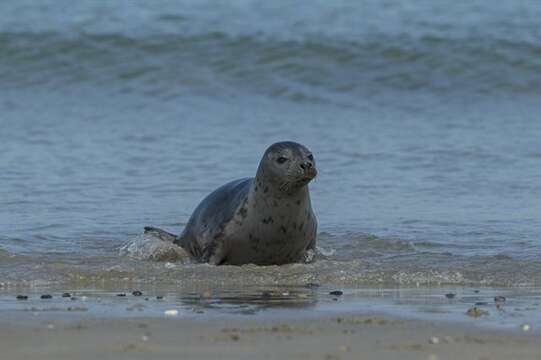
[119,233,190,262]
[316,246,336,257]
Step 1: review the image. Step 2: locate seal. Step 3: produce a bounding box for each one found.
[144,141,318,265]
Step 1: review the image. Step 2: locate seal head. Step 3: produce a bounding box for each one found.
[256,141,317,196]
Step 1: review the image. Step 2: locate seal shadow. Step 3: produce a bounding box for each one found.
[176,286,319,315]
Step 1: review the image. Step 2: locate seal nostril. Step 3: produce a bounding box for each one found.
[300,162,313,171]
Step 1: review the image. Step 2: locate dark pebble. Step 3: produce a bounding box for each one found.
[474,290,480,293]
[494,296,506,303]
[475,302,488,306]
[144,298,149,301]
[62,292,71,298]
[70,297,78,301]
[117,293,127,297]
[304,283,320,289]
[156,296,164,300]
[40,294,52,299]
[445,293,456,299]
[132,290,143,297]
[329,290,343,296]
[16,295,28,300]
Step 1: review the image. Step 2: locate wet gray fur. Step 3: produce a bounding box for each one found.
[145,141,317,265]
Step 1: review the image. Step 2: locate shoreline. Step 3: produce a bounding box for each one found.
[1,286,539,332]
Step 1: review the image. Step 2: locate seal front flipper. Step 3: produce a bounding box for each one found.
[144,226,177,243]
[206,241,229,265]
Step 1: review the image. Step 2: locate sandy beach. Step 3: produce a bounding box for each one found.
[2,1,541,359]
[1,311,539,360]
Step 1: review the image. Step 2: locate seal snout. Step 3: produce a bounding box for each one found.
[300,160,313,171]
[299,156,317,180]
[301,162,317,179]
[297,162,317,187]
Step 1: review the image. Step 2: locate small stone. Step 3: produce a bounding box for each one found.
[304,283,320,289]
[429,336,440,344]
[494,296,506,303]
[141,335,149,342]
[67,306,88,312]
[47,324,55,330]
[156,296,164,300]
[81,296,88,301]
[466,307,489,317]
[329,290,343,296]
[132,290,143,297]
[521,324,531,332]
[281,291,290,296]
[16,295,28,300]
[445,293,456,299]
[229,334,240,341]
[62,292,71,298]
[70,297,78,301]
[40,294,52,299]
[473,290,480,293]
[164,309,178,317]
[117,293,126,297]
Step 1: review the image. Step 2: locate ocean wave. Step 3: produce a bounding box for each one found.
[320,232,416,259]
[0,247,18,262]
[1,31,540,101]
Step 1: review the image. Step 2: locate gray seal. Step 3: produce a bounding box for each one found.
[145,141,318,265]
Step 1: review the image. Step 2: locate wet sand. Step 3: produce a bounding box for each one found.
[1,313,539,360]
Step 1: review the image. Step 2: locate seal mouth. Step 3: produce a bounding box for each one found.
[304,167,317,180]
[295,167,317,186]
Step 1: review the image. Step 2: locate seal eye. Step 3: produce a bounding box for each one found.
[276,156,288,164]
[307,154,314,161]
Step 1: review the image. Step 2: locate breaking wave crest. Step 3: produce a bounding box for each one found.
[2,30,540,102]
